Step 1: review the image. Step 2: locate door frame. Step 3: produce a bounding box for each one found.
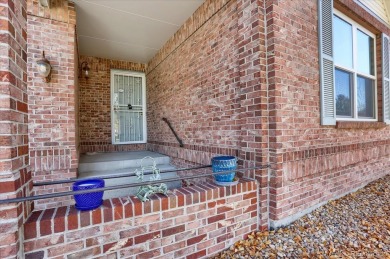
[110,69,147,144]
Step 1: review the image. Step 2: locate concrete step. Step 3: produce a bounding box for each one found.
[79,164,181,200]
[78,151,171,173]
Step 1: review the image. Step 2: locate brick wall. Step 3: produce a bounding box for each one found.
[0,0,32,258]
[27,0,78,210]
[265,0,390,227]
[146,0,269,227]
[23,180,258,258]
[79,55,146,154]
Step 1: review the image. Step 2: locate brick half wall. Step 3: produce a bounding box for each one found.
[23,179,258,258]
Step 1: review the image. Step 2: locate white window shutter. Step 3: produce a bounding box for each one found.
[382,33,390,124]
[318,0,336,125]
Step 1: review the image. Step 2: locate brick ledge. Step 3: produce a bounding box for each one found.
[336,121,387,129]
[24,179,257,240]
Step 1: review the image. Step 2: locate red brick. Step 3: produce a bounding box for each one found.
[207,242,225,256]
[92,208,102,224]
[187,249,206,259]
[48,241,84,257]
[143,200,151,214]
[103,242,116,253]
[208,214,225,224]
[162,224,185,237]
[243,191,257,200]
[162,208,184,219]
[102,200,113,222]
[0,207,18,219]
[66,226,100,242]
[24,211,42,240]
[66,247,101,259]
[161,196,169,211]
[134,231,160,244]
[174,246,196,258]
[80,210,90,227]
[24,235,64,252]
[67,207,79,230]
[217,205,233,214]
[86,233,121,247]
[163,240,185,253]
[131,197,143,216]
[187,234,207,246]
[111,198,123,220]
[244,204,257,213]
[136,249,161,259]
[25,251,44,259]
[0,180,20,193]
[0,243,18,258]
[217,232,233,243]
[149,219,174,231]
[17,101,27,113]
[122,199,133,218]
[39,208,55,236]
[0,233,18,246]
[177,193,185,207]
[120,226,147,239]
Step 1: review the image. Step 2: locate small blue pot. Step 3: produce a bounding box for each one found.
[211,156,237,182]
[73,178,104,211]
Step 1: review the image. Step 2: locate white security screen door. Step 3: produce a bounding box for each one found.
[111,70,146,144]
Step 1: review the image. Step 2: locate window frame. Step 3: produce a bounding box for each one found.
[333,9,378,121]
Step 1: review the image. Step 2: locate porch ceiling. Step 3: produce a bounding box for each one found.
[74,0,205,64]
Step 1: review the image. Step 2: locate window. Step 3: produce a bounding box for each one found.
[333,11,376,120]
[318,0,390,126]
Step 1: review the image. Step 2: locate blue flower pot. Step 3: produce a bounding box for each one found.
[211,156,237,182]
[73,178,104,211]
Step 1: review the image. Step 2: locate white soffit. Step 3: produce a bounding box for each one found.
[74,0,205,64]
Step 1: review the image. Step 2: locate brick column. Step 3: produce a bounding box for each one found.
[235,0,269,229]
[0,0,32,258]
[27,0,78,210]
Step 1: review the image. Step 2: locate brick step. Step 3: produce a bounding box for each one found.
[78,151,171,173]
[78,164,181,199]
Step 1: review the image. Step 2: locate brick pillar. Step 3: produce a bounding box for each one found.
[235,0,269,229]
[27,0,78,210]
[0,0,32,258]
[264,0,284,227]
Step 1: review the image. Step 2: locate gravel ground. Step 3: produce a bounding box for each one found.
[213,175,390,259]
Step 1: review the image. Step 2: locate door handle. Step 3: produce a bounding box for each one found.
[128,104,133,110]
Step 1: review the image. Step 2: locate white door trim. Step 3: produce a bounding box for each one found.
[110,69,147,144]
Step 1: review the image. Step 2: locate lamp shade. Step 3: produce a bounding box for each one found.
[36,51,51,82]
[36,59,51,77]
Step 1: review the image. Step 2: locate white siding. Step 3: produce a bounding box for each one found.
[358,0,390,24]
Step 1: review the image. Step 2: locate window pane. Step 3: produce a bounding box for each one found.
[357,30,374,75]
[357,76,374,118]
[335,68,353,117]
[334,15,353,69]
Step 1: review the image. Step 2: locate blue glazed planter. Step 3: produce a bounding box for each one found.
[73,178,104,211]
[211,156,237,182]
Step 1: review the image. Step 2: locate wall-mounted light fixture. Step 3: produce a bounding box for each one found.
[39,0,50,8]
[79,61,90,79]
[36,51,51,83]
